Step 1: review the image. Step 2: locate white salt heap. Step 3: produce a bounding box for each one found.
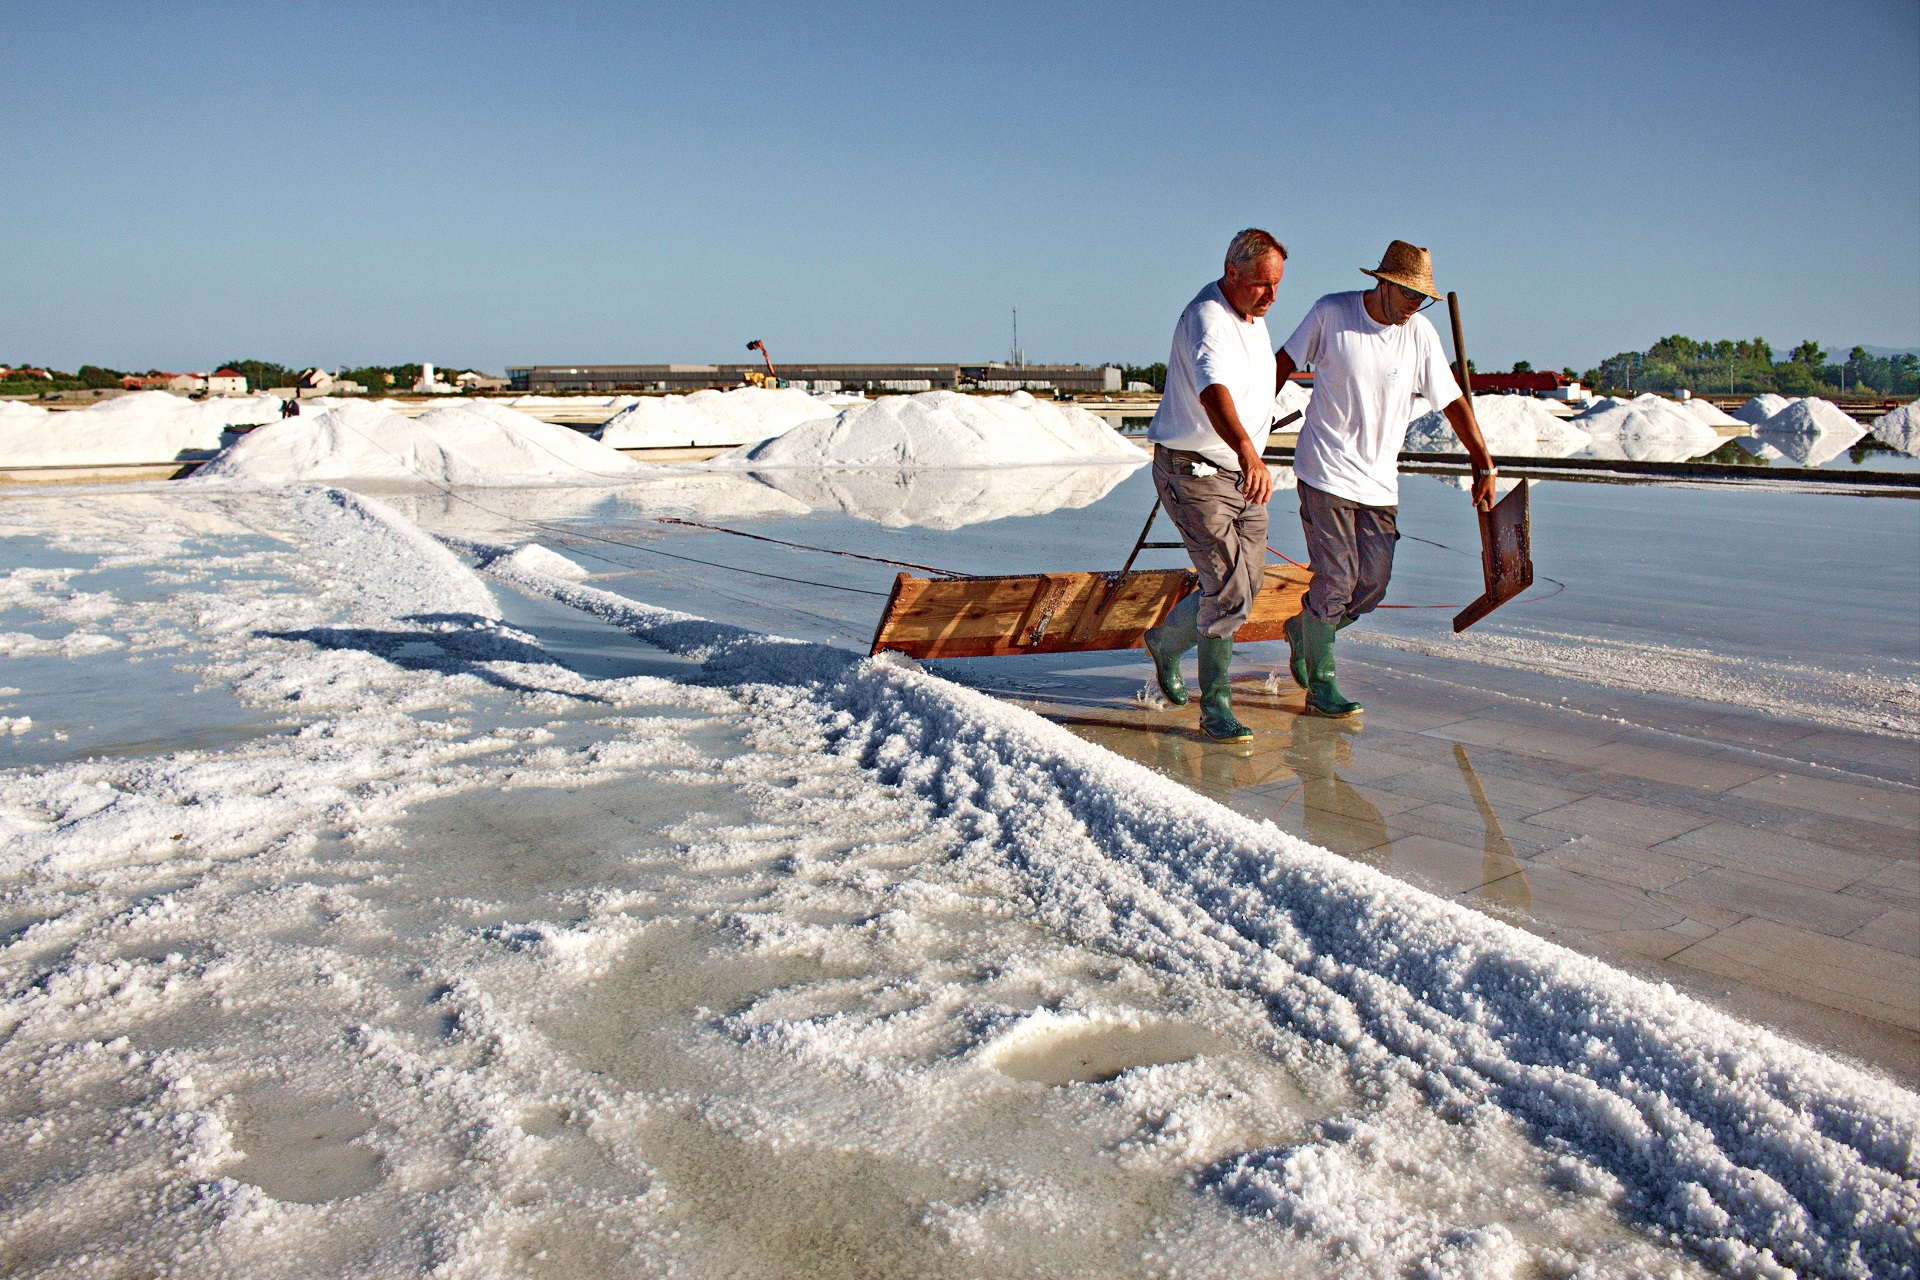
[1273,379,1311,423]
[190,400,642,486]
[1405,394,1591,457]
[1753,396,1866,466]
[1870,399,1918,455]
[1733,393,1793,425]
[1681,398,1745,428]
[597,386,859,449]
[732,389,1145,467]
[1569,394,1720,462]
[0,391,285,467]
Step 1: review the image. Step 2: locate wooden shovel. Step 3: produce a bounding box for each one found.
[1447,291,1535,632]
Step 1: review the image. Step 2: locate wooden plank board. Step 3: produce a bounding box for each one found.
[869,562,1312,659]
[1452,481,1533,632]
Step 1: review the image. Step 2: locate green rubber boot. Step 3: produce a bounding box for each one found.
[1285,612,1358,689]
[1197,636,1253,742]
[1143,592,1198,706]
[1299,616,1362,718]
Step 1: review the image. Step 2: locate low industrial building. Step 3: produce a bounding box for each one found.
[506,363,1122,395]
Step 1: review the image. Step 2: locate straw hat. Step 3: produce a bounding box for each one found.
[1361,240,1440,300]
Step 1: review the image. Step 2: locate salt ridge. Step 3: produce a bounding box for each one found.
[0,392,284,467]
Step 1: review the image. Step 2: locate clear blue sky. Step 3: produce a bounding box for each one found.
[3,0,1915,375]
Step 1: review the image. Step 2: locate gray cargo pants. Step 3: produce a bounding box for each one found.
[1151,445,1269,639]
[1298,479,1399,625]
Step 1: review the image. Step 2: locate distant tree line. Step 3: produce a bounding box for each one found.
[1585,337,1918,398]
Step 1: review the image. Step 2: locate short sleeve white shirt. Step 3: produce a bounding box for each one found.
[1147,282,1278,471]
[1281,291,1461,506]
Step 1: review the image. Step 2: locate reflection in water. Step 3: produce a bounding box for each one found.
[1281,716,1391,866]
[1452,743,1532,910]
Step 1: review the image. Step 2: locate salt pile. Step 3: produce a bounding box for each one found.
[1568,393,1720,462]
[1870,399,1918,455]
[1681,398,1745,428]
[1274,378,1311,423]
[1753,396,1866,466]
[596,386,855,449]
[190,400,642,486]
[733,390,1145,467]
[1733,393,1793,425]
[0,391,284,467]
[1404,394,1591,457]
[747,463,1150,529]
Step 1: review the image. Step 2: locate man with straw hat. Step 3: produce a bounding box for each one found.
[1270,240,1496,717]
[1141,228,1288,743]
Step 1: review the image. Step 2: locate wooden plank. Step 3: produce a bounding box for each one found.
[870,562,1313,659]
[1453,481,1533,632]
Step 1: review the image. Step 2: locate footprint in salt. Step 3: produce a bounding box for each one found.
[228,1088,383,1204]
[993,1019,1229,1085]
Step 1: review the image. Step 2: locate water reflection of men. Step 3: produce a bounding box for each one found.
[1142,228,1288,743]
[1281,716,1390,866]
[1274,241,1497,717]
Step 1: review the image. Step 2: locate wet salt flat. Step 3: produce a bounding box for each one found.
[0,473,1915,1279]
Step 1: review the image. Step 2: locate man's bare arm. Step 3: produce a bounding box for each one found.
[1274,348,1298,392]
[1442,395,1497,511]
[1197,384,1275,505]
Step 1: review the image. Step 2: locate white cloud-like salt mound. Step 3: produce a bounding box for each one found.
[0,392,285,467]
[1681,398,1745,428]
[1568,394,1720,462]
[744,463,1147,529]
[733,390,1146,467]
[1404,395,1590,457]
[501,543,592,580]
[1733,393,1793,425]
[1753,397,1866,466]
[597,387,855,449]
[1274,380,1311,423]
[1870,400,1918,455]
[190,401,642,486]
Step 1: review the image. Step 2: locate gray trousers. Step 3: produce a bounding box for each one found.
[1152,445,1269,639]
[1298,479,1399,625]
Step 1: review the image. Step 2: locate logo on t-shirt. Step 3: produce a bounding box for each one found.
[1384,366,1402,383]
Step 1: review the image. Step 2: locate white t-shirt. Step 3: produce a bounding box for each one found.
[1147,281,1277,471]
[1281,291,1462,506]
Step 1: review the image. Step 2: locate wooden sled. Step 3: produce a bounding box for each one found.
[868,561,1312,660]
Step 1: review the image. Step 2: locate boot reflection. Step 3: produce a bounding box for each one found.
[1282,715,1391,867]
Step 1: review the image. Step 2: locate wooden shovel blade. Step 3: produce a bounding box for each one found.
[1452,481,1534,632]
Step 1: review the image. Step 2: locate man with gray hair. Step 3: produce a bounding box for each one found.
[1141,228,1287,743]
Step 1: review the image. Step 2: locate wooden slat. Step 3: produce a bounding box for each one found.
[869,562,1313,659]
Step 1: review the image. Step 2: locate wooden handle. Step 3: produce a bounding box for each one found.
[1447,291,1472,397]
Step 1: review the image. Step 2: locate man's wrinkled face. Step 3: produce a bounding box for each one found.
[1222,251,1285,318]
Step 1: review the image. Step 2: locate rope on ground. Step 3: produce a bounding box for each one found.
[655,517,968,577]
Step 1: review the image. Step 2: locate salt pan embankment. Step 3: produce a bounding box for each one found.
[190,400,641,486]
[597,386,860,449]
[746,463,1153,529]
[732,389,1145,467]
[1404,394,1591,457]
[0,392,285,467]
